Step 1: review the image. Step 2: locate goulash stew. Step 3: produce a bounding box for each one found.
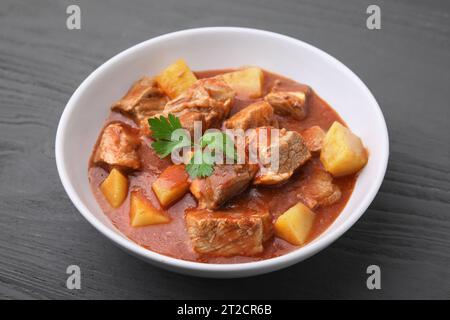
[89,59,368,263]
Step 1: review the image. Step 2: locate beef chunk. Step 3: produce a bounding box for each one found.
[93,123,141,170]
[133,96,168,129]
[298,169,341,208]
[162,77,234,133]
[112,77,168,132]
[112,76,164,113]
[264,89,310,120]
[190,164,258,210]
[224,101,278,131]
[250,128,311,185]
[301,126,326,152]
[185,207,272,256]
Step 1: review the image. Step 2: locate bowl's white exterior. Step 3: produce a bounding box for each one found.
[55,27,389,278]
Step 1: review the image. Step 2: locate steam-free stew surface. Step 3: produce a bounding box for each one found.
[89,69,356,263]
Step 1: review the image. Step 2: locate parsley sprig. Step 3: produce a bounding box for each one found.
[148,114,236,179]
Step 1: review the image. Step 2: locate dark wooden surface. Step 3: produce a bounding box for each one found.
[0,0,449,299]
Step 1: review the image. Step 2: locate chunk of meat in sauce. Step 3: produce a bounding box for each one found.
[301,125,326,152]
[298,168,341,209]
[190,164,258,210]
[112,77,168,133]
[162,77,234,134]
[250,127,311,185]
[185,207,273,257]
[224,101,278,131]
[264,89,310,120]
[93,123,141,170]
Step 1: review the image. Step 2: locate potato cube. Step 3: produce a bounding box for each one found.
[152,165,190,207]
[320,121,368,177]
[274,202,315,245]
[222,67,264,98]
[156,59,197,98]
[100,168,128,208]
[130,190,170,227]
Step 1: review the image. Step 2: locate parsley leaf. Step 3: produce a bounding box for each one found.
[185,150,215,179]
[148,114,183,140]
[148,114,190,158]
[151,140,184,158]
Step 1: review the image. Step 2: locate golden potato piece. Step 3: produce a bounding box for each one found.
[274,202,315,245]
[129,190,170,227]
[320,121,368,177]
[100,168,128,208]
[152,165,190,207]
[156,59,197,98]
[222,67,264,98]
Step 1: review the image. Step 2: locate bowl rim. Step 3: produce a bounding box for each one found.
[55,26,389,275]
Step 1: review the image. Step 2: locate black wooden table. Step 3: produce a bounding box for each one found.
[0,0,449,299]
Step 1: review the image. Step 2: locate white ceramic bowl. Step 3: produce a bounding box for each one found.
[56,27,389,278]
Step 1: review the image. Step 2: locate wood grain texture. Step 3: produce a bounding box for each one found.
[0,0,449,299]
